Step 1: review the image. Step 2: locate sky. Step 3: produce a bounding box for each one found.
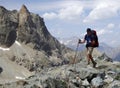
[0,0,120,47]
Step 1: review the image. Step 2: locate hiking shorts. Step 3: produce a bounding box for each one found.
[87,47,94,55]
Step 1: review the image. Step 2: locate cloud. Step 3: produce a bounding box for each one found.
[43,4,83,21]
[83,0,120,23]
[97,23,115,36]
[58,5,83,20]
[107,23,115,29]
[97,29,106,36]
[43,12,57,20]
[41,0,120,23]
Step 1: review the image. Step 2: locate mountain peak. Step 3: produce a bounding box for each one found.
[0,6,6,10]
[19,4,29,14]
[19,5,30,25]
[0,6,7,14]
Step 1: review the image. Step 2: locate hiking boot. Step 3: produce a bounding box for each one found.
[93,61,97,68]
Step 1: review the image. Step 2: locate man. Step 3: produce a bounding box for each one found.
[79,28,97,68]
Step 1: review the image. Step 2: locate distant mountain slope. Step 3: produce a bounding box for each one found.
[114,54,120,61]
[97,43,114,57]
[98,43,120,61]
[58,36,85,51]
[114,46,120,61]
[58,37,120,61]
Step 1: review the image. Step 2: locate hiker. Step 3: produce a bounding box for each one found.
[79,28,98,68]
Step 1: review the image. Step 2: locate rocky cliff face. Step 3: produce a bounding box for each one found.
[0,6,17,47]
[0,5,68,56]
[17,5,66,56]
[17,5,66,55]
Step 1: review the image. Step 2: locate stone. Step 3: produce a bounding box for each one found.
[108,80,120,88]
[104,75,114,84]
[98,53,113,62]
[91,76,104,88]
[82,79,90,86]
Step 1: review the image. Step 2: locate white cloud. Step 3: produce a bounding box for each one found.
[40,0,120,23]
[50,28,63,37]
[107,23,115,29]
[97,23,115,36]
[58,5,83,20]
[97,29,106,36]
[43,5,83,21]
[83,0,120,23]
[43,12,57,20]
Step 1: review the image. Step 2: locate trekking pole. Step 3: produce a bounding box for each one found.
[72,40,80,65]
[72,39,81,72]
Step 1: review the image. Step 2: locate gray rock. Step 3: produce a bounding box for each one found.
[104,75,114,84]
[91,76,104,88]
[0,6,17,48]
[108,80,120,88]
[71,77,82,87]
[76,67,98,80]
[82,79,90,86]
[98,53,113,62]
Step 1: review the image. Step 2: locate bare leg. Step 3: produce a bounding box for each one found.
[87,54,91,64]
[87,47,97,67]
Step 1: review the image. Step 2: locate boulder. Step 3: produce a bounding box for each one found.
[108,80,120,88]
[91,76,104,88]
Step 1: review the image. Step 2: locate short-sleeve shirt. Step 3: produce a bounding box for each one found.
[84,34,92,44]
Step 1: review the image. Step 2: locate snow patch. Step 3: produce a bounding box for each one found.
[15,76,25,80]
[112,61,120,64]
[59,40,64,44]
[15,41,21,46]
[0,47,10,51]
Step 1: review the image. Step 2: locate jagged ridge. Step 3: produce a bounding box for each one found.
[0,5,69,57]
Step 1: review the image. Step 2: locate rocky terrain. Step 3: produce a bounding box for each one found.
[0,56,120,88]
[0,5,119,88]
